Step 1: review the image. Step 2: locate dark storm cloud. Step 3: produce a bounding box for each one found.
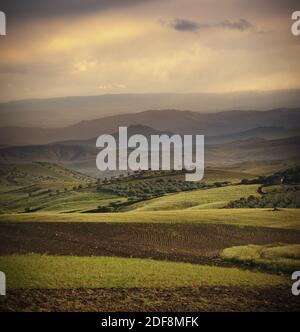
[0,0,155,21]
[168,18,253,32]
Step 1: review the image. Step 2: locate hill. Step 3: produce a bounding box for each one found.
[207,126,300,144]
[0,135,298,176]
[0,162,254,213]
[0,145,96,168]
[131,184,260,211]
[205,136,300,166]
[0,162,91,191]
[0,108,299,145]
[1,90,300,127]
[53,125,175,146]
[55,125,300,146]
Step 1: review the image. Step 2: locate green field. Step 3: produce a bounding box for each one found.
[0,162,91,188]
[0,189,123,213]
[132,184,259,211]
[0,254,287,289]
[221,244,300,273]
[1,208,299,230]
[1,162,299,311]
[223,159,300,176]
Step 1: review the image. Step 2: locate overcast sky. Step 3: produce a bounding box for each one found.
[0,0,299,102]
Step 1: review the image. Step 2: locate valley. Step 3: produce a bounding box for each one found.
[0,108,299,312]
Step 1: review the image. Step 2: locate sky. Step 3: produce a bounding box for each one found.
[0,0,299,102]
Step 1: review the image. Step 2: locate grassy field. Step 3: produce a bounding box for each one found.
[0,162,299,312]
[221,244,300,273]
[0,208,299,229]
[131,184,259,211]
[0,162,91,188]
[0,254,287,289]
[0,162,261,213]
[223,159,300,176]
[0,188,124,213]
[0,183,259,213]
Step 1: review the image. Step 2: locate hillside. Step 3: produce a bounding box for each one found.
[0,135,299,176]
[131,185,260,211]
[1,90,300,127]
[207,126,300,144]
[0,144,95,165]
[55,125,300,146]
[205,136,300,166]
[0,108,299,145]
[222,159,300,176]
[53,125,175,146]
[0,162,91,190]
[0,162,254,213]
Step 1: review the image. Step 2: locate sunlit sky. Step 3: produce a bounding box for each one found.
[0,0,299,102]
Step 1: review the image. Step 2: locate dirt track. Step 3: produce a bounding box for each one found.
[1,286,299,312]
[1,222,300,265]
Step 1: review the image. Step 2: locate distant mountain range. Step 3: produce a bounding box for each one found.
[53,125,175,146]
[0,108,299,177]
[2,90,300,127]
[0,133,299,176]
[0,108,299,146]
[207,126,300,144]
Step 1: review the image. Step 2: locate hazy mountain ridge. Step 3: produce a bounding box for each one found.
[1,90,300,127]
[54,125,300,146]
[206,126,300,144]
[53,125,175,146]
[0,135,299,176]
[0,108,299,146]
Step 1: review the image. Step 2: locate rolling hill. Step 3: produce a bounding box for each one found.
[0,108,299,145]
[131,185,260,211]
[1,90,300,127]
[0,162,91,191]
[207,126,300,144]
[53,125,175,146]
[0,135,299,176]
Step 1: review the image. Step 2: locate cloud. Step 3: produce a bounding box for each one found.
[168,19,203,32]
[72,60,97,74]
[167,18,253,32]
[218,19,252,31]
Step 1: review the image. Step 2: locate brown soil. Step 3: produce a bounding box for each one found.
[1,286,299,312]
[0,222,299,265]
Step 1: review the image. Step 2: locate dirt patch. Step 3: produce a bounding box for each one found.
[1,286,299,312]
[0,222,299,265]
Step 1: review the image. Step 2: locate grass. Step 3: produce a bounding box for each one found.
[0,162,90,188]
[221,244,300,273]
[0,208,299,230]
[0,183,259,213]
[0,254,287,289]
[202,167,255,183]
[131,185,260,211]
[0,163,258,213]
[224,159,300,176]
[0,187,123,213]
